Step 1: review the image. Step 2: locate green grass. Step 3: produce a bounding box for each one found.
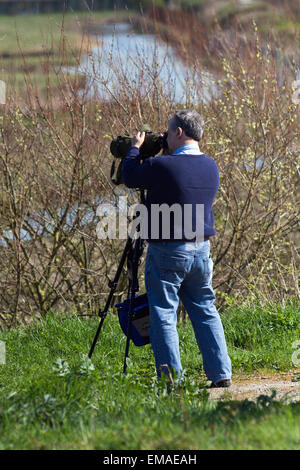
[0,11,133,55]
[222,298,300,371]
[0,10,134,97]
[0,299,299,449]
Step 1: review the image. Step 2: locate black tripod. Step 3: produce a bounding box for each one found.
[88,191,146,374]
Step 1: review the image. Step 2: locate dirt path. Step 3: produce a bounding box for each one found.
[207,372,300,403]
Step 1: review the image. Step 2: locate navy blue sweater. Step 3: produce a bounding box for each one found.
[122,147,219,242]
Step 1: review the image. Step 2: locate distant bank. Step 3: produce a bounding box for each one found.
[0,0,128,16]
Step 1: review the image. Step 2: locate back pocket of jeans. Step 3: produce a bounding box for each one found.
[202,254,213,282]
[159,254,190,284]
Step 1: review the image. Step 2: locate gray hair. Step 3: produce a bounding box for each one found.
[170,109,205,141]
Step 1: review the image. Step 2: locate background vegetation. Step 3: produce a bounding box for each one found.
[0,4,299,327]
[0,1,299,451]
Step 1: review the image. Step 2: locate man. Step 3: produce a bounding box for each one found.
[122,109,231,388]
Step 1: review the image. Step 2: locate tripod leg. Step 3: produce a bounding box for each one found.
[88,236,133,359]
[88,317,105,358]
[122,237,145,374]
[123,292,135,374]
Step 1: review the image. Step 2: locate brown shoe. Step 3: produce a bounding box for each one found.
[210,379,231,388]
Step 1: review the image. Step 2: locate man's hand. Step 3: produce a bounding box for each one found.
[131,131,145,149]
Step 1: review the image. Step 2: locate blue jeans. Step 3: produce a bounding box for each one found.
[144,240,231,383]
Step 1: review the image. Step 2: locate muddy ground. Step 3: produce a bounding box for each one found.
[207,372,300,403]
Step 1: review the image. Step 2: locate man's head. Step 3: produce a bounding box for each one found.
[167,109,205,155]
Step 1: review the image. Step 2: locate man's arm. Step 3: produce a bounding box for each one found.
[122,131,155,189]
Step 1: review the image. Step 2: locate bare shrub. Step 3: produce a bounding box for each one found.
[0,10,299,328]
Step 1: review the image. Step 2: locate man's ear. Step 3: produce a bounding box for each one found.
[176,127,183,138]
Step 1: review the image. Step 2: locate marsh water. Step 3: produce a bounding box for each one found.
[72,22,218,104]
